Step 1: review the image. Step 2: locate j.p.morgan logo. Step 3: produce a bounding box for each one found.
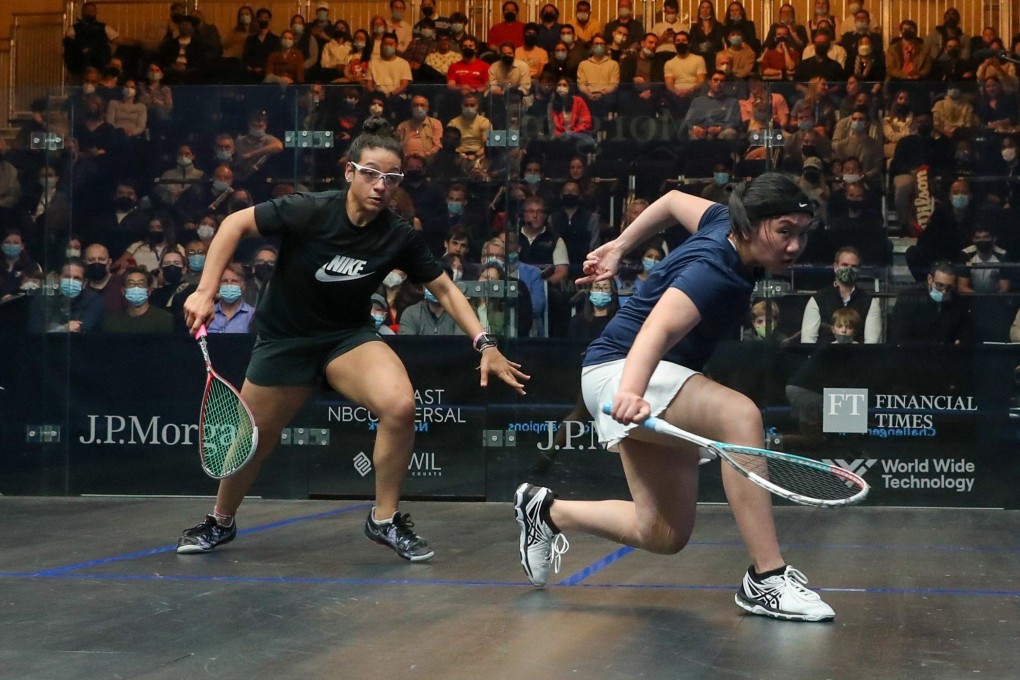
[79,415,197,445]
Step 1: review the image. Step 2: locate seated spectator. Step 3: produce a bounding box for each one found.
[633,242,664,295]
[447,36,489,95]
[976,76,1019,134]
[242,8,281,81]
[113,215,185,275]
[619,32,665,118]
[404,18,437,79]
[557,24,588,74]
[929,36,973,83]
[368,32,411,99]
[663,31,706,119]
[425,30,462,82]
[888,261,971,345]
[264,28,305,84]
[550,181,600,277]
[800,246,881,344]
[101,266,174,333]
[801,20,846,68]
[977,39,1018,93]
[684,70,740,140]
[969,25,1001,64]
[155,144,204,207]
[180,164,235,223]
[608,23,634,62]
[396,95,442,157]
[159,15,206,84]
[831,90,875,145]
[441,225,481,279]
[742,299,787,343]
[605,0,646,53]
[338,31,371,85]
[932,85,976,140]
[28,258,103,333]
[548,77,594,150]
[882,89,914,159]
[516,23,549,78]
[234,111,284,182]
[472,262,510,334]
[2,229,42,297]
[832,108,883,187]
[0,140,20,226]
[147,250,194,329]
[887,20,931,83]
[923,7,966,63]
[740,73,790,130]
[105,81,147,138]
[447,93,492,173]
[796,157,830,213]
[371,293,396,335]
[767,3,809,54]
[426,126,472,181]
[846,34,884,85]
[82,242,125,316]
[759,22,801,80]
[958,225,1011,294]
[830,306,862,343]
[701,162,734,203]
[827,159,880,217]
[208,263,255,333]
[320,21,353,77]
[74,93,118,164]
[572,1,602,47]
[544,40,578,81]
[519,196,568,289]
[490,41,533,103]
[398,284,464,335]
[221,5,257,76]
[794,28,845,81]
[783,112,832,171]
[576,35,619,115]
[649,0,689,56]
[841,8,882,60]
[904,178,975,279]
[722,1,760,54]
[789,75,837,133]
[489,1,526,50]
[536,3,564,53]
[720,25,755,78]
[570,277,619,341]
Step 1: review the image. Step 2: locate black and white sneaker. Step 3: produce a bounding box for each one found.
[514,482,569,588]
[176,515,237,554]
[735,565,836,622]
[364,510,434,562]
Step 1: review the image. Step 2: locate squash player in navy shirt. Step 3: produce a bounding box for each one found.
[515,173,838,622]
[177,121,529,561]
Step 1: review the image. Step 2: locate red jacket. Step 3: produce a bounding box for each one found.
[549,96,592,136]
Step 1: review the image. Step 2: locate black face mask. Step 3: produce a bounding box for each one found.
[501,54,514,66]
[675,42,689,54]
[404,169,424,184]
[916,123,933,137]
[461,48,475,59]
[172,13,187,23]
[802,145,817,157]
[258,19,270,29]
[804,169,822,183]
[975,240,994,254]
[560,194,580,208]
[162,265,184,285]
[253,262,275,281]
[422,7,434,17]
[524,34,538,48]
[504,12,517,22]
[542,12,557,23]
[85,262,108,282]
[114,196,136,212]
[148,231,164,245]
[846,199,864,212]
[815,43,830,56]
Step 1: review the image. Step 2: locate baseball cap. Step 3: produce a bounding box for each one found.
[803,156,823,171]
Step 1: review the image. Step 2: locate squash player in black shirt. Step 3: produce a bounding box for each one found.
[177,121,529,561]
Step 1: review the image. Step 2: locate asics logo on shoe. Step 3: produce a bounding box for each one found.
[315,254,373,282]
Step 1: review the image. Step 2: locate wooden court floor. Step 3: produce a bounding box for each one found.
[1,498,1017,679]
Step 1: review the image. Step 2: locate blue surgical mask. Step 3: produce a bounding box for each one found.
[524,173,542,185]
[447,201,464,215]
[929,288,944,303]
[950,194,969,210]
[382,46,396,58]
[188,254,206,271]
[372,312,386,326]
[642,257,658,273]
[507,252,519,263]
[798,120,814,131]
[213,179,230,193]
[219,284,243,303]
[484,256,504,267]
[589,291,612,308]
[2,243,23,259]
[714,172,730,185]
[124,287,148,306]
[60,278,83,298]
[423,289,439,304]
[215,150,233,162]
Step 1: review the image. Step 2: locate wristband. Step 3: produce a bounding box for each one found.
[472,331,487,349]
[473,332,498,352]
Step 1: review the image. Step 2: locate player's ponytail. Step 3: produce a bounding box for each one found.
[728,173,815,240]
[349,118,404,164]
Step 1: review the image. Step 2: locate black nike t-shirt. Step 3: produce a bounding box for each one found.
[253,191,444,339]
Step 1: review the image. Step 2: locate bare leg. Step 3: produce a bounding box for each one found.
[324,341,416,520]
[215,382,313,515]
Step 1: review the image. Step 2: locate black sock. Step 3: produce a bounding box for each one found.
[542,496,561,534]
[751,564,787,581]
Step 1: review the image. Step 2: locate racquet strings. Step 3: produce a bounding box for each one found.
[720,445,865,502]
[202,377,256,477]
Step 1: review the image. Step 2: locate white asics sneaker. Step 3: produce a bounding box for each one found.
[514,483,569,588]
[735,565,836,622]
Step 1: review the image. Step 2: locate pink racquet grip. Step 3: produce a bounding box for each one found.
[194,324,208,340]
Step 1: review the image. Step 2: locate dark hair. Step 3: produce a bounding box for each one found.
[931,260,956,278]
[349,118,403,163]
[727,173,815,240]
[123,265,147,280]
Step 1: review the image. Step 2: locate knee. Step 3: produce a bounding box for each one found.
[376,393,416,428]
[637,516,692,555]
[726,398,764,443]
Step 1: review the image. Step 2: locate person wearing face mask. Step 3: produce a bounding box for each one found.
[27,259,103,333]
[222,5,257,71]
[719,26,755,78]
[368,293,396,335]
[206,263,255,333]
[890,261,971,344]
[888,20,931,83]
[924,7,966,63]
[800,247,881,344]
[157,15,208,85]
[367,33,411,102]
[548,78,594,151]
[618,32,666,118]
[957,225,1011,294]
[234,112,284,182]
[604,0,645,50]
[550,181,600,278]
[488,41,533,107]
[764,3,808,54]
[104,79,147,138]
[402,18,438,79]
[904,178,977,281]
[264,29,305,84]
[535,3,564,53]
[832,108,882,186]
[488,1,526,51]
[242,245,278,307]
[116,216,187,275]
[448,94,493,169]
[100,266,173,333]
[413,0,449,39]
[447,37,490,97]
[931,38,974,83]
[841,9,883,60]
[0,139,21,225]
[722,1,760,54]
[740,299,787,343]
[73,93,117,165]
[242,8,281,80]
[395,97,443,158]
[1,229,42,297]
[700,162,734,203]
[932,84,977,140]
[147,250,196,328]
[515,24,550,80]
[576,35,620,116]
[80,243,126,315]
[155,144,204,207]
[320,21,353,78]
[62,1,122,77]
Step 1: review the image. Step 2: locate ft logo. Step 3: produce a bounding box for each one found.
[823,388,869,433]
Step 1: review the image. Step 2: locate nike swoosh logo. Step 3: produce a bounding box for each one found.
[798,202,810,208]
[314,267,376,282]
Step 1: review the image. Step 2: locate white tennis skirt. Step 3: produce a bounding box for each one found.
[581,358,700,453]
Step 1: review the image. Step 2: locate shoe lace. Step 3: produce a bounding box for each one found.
[550,533,570,575]
[392,513,424,545]
[783,567,820,600]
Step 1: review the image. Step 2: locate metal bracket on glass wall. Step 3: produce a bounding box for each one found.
[25,425,62,443]
[280,427,331,445]
[284,131,334,148]
[753,279,792,298]
[486,130,520,148]
[30,133,65,151]
[748,129,784,148]
[482,430,517,447]
[458,280,518,300]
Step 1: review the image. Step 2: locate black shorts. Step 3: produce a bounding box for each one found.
[245,327,383,387]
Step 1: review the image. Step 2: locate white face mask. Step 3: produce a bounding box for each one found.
[281,38,294,49]
[1004,148,1018,163]
[197,224,216,240]
[556,86,569,96]
[383,271,405,288]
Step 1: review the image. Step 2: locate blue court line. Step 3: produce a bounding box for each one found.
[29,503,373,577]
[558,546,635,586]
[0,570,1018,597]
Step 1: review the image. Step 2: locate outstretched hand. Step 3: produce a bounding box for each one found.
[479,348,530,396]
[576,240,624,286]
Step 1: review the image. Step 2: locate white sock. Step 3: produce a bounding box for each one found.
[371,507,393,525]
[212,508,234,527]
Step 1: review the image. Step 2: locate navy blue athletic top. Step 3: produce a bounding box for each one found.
[583,203,755,371]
